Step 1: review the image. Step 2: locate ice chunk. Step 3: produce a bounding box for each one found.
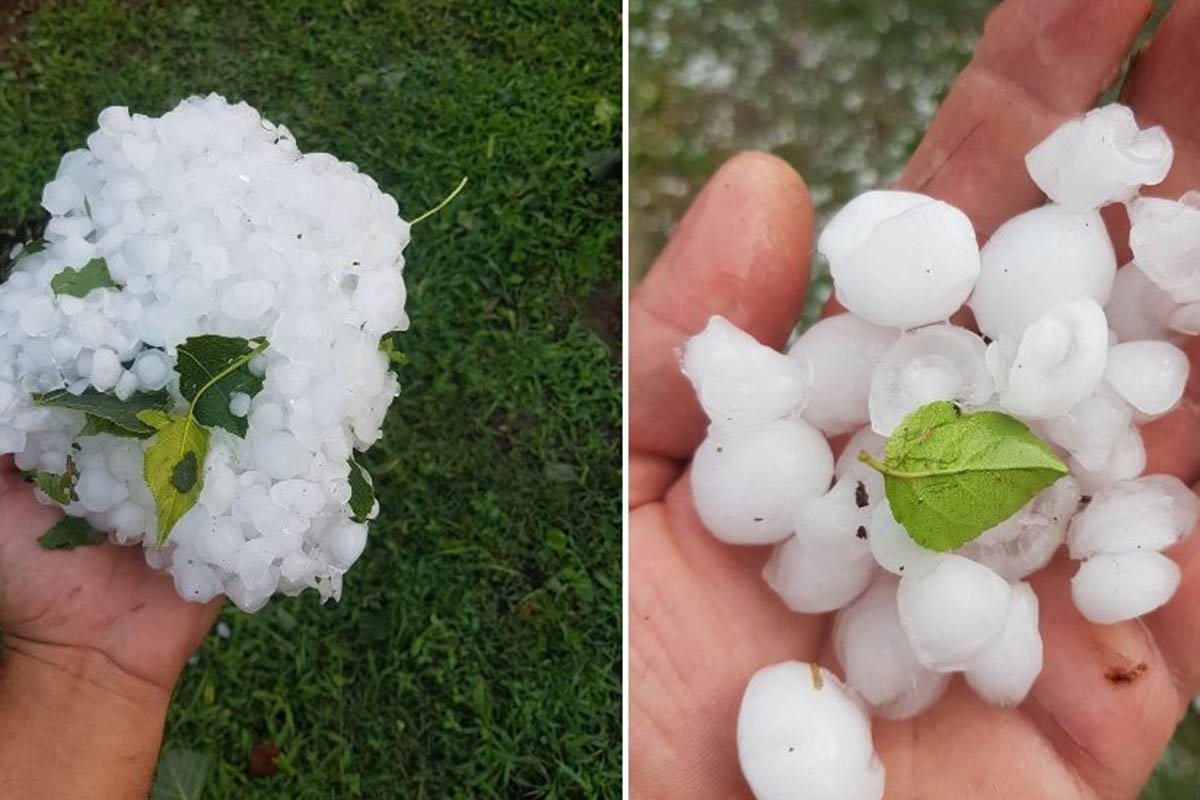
[1025,104,1172,210]
[1105,264,1178,342]
[1067,475,1199,559]
[964,582,1042,706]
[787,313,898,435]
[1103,340,1187,416]
[1168,302,1200,335]
[41,176,83,215]
[868,500,941,578]
[970,205,1116,340]
[738,662,885,800]
[1128,193,1200,303]
[763,533,875,613]
[1070,426,1146,496]
[1071,550,1180,624]
[897,554,1012,672]
[957,478,1080,581]
[1041,387,1131,472]
[833,573,950,719]
[868,323,992,435]
[683,315,812,432]
[820,190,980,329]
[992,298,1108,419]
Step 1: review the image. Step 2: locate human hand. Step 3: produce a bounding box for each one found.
[629,0,1200,797]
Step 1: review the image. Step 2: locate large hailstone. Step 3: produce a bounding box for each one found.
[1067,475,1199,560]
[1128,192,1200,303]
[969,204,1117,341]
[1104,264,1178,342]
[683,315,812,433]
[787,313,898,435]
[0,96,408,612]
[964,582,1043,706]
[1041,388,1134,471]
[818,191,981,329]
[690,418,833,545]
[868,323,992,435]
[868,500,941,578]
[763,533,875,614]
[1025,104,1173,210]
[1103,340,1188,416]
[1071,550,1181,624]
[738,662,885,800]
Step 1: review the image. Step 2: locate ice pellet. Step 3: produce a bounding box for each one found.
[1071,550,1180,624]
[964,582,1042,706]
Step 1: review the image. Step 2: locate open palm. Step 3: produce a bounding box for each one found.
[630,1,1200,797]
[0,458,220,691]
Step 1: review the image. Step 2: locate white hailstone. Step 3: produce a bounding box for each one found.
[228,392,252,418]
[737,662,885,800]
[691,418,834,545]
[957,478,1081,581]
[867,500,941,578]
[1070,426,1146,496]
[819,190,980,329]
[1128,193,1200,303]
[1041,389,1132,472]
[1105,264,1178,342]
[964,582,1042,706]
[834,426,887,480]
[1168,302,1200,335]
[763,533,875,613]
[89,348,123,392]
[868,324,992,435]
[794,469,877,550]
[969,205,1116,341]
[1071,550,1181,624]
[682,315,813,432]
[1103,340,1188,416]
[787,314,898,435]
[897,554,1013,672]
[1025,104,1173,210]
[833,573,950,719]
[219,280,276,321]
[41,176,83,216]
[992,298,1109,419]
[1067,475,1199,559]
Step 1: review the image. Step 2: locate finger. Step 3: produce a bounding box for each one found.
[630,152,814,461]
[1142,476,1200,699]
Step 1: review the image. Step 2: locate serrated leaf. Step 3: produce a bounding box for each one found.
[33,388,171,437]
[50,257,121,298]
[860,400,1069,552]
[348,453,375,523]
[176,335,267,437]
[32,456,79,504]
[150,748,211,800]
[38,516,106,549]
[139,410,209,546]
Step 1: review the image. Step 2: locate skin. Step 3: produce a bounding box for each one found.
[630,1,1200,798]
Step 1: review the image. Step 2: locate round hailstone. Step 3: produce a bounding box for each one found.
[1128,193,1200,303]
[794,471,877,550]
[1067,475,1200,559]
[964,582,1043,706]
[991,298,1109,419]
[1041,389,1133,472]
[1168,302,1200,335]
[834,426,887,479]
[787,313,898,435]
[897,554,1013,672]
[737,662,885,800]
[969,204,1116,341]
[1103,340,1188,416]
[868,324,992,436]
[867,500,941,578]
[691,418,834,545]
[1071,550,1181,624]
[762,534,875,614]
[819,190,980,329]
[957,478,1081,581]
[833,573,950,720]
[1070,426,1146,496]
[1024,104,1173,210]
[1105,264,1178,342]
[682,315,813,432]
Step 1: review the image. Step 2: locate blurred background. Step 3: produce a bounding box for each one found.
[631,1,1198,796]
[1,1,620,797]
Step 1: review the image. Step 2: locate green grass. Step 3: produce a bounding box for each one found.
[0,1,621,797]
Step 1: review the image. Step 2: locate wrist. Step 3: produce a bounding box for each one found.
[0,636,171,800]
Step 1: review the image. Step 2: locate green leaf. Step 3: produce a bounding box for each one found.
[32,388,171,437]
[50,257,121,298]
[379,335,408,368]
[175,335,267,437]
[348,453,375,523]
[150,748,211,800]
[860,401,1069,552]
[32,456,79,504]
[38,516,106,549]
[139,409,209,546]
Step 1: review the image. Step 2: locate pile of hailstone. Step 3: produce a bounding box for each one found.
[683,104,1200,800]
[0,95,411,613]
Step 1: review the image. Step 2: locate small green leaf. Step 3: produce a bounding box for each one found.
[50,257,122,298]
[379,335,408,368]
[150,748,211,800]
[175,335,267,437]
[32,456,79,504]
[38,517,106,549]
[33,388,171,437]
[348,453,375,523]
[140,410,209,545]
[860,400,1069,552]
